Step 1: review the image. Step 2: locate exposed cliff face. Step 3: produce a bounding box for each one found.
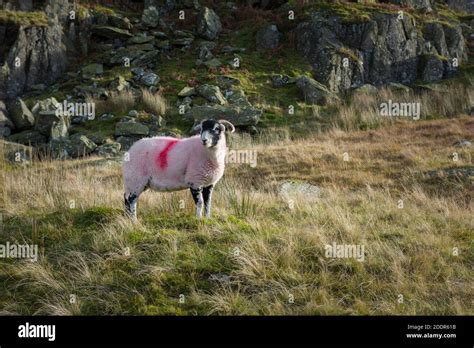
[0,0,70,100]
[0,23,67,100]
[296,12,467,93]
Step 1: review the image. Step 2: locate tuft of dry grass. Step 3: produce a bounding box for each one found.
[332,84,471,132]
[86,89,136,116]
[140,89,167,117]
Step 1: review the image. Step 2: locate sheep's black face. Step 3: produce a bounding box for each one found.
[200,119,224,148]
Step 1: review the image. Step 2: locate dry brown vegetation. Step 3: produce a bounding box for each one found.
[0,116,472,315]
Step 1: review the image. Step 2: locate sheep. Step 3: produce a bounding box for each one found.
[123,119,235,220]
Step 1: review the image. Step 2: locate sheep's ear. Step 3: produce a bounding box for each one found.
[218,120,235,133]
[192,122,202,134]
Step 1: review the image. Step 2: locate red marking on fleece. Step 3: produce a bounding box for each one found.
[156,139,179,170]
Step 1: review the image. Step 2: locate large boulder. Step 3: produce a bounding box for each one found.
[32,97,70,139]
[95,142,122,158]
[196,84,227,105]
[48,134,97,159]
[185,105,262,126]
[296,76,339,105]
[8,129,47,146]
[256,25,282,51]
[196,7,222,40]
[9,98,35,130]
[115,122,150,137]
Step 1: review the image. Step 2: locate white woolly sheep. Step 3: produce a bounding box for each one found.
[123,119,235,220]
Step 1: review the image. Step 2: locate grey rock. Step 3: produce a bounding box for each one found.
[8,130,47,146]
[127,35,155,45]
[0,126,12,137]
[420,54,445,83]
[132,51,160,68]
[196,7,222,40]
[9,99,35,130]
[128,110,139,118]
[453,139,471,147]
[48,134,97,159]
[216,76,241,89]
[99,113,116,121]
[32,97,70,139]
[225,88,252,108]
[199,45,214,61]
[271,74,295,88]
[142,6,161,28]
[82,63,104,79]
[116,136,141,151]
[0,100,15,129]
[95,142,122,158]
[256,25,282,51]
[115,122,149,137]
[172,37,194,47]
[178,86,197,97]
[131,67,146,78]
[202,58,222,69]
[140,71,160,86]
[196,85,227,105]
[296,76,338,105]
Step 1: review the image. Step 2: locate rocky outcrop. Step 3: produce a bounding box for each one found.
[296,12,467,93]
[0,22,67,100]
[446,0,474,13]
[1,0,33,11]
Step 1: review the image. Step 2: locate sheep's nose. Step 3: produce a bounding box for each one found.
[201,139,208,145]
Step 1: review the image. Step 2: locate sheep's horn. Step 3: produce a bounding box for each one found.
[218,120,235,133]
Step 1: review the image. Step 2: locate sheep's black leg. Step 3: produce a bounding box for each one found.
[203,185,214,218]
[190,187,204,218]
[124,192,138,220]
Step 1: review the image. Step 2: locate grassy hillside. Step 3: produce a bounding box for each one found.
[1,117,472,315]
